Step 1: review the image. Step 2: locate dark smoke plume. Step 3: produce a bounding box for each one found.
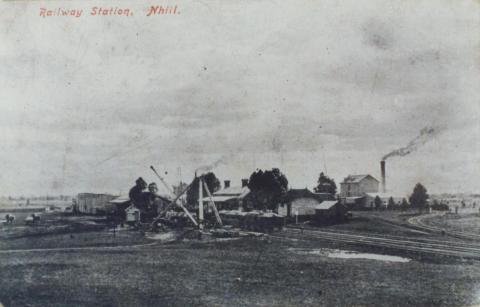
[382,126,441,161]
[195,156,226,176]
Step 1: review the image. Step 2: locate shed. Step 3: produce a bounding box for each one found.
[125,206,140,225]
[314,201,348,224]
[342,196,367,210]
[280,188,334,221]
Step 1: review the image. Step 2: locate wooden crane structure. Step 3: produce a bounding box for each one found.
[150,165,222,229]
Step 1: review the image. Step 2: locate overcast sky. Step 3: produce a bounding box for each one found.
[1,0,479,197]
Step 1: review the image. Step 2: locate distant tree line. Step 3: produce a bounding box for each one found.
[1,195,72,201]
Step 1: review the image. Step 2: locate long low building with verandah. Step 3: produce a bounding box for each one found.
[76,193,116,215]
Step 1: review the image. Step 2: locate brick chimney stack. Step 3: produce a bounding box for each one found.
[380,160,386,193]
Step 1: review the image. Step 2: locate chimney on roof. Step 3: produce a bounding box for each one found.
[224,180,230,189]
[241,179,249,187]
[380,160,386,193]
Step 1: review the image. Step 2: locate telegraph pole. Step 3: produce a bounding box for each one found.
[198,176,204,230]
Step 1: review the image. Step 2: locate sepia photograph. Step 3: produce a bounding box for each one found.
[0,0,479,306]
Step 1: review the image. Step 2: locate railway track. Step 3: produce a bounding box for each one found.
[408,213,480,241]
[272,227,480,259]
[288,226,480,247]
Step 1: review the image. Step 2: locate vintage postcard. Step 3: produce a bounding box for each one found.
[0,0,479,306]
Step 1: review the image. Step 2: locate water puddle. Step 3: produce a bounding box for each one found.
[289,248,411,263]
[146,232,179,242]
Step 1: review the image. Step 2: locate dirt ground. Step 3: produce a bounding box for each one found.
[1,212,480,307]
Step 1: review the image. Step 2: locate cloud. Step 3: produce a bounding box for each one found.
[0,0,478,195]
[362,18,395,50]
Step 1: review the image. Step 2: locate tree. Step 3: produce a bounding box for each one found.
[248,168,288,211]
[374,195,382,210]
[401,198,409,211]
[409,183,429,210]
[388,197,396,210]
[186,172,221,207]
[313,172,337,195]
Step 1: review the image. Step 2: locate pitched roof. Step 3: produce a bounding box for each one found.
[341,174,379,184]
[314,200,339,210]
[213,186,250,198]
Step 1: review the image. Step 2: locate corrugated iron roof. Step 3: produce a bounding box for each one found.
[341,174,379,184]
[213,186,250,199]
[314,200,339,210]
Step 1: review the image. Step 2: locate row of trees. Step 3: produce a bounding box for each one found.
[373,196,410,210]
[372,183,431,210]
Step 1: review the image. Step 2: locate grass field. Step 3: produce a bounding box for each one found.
[421,213,480,235]
[1,212,480,306]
